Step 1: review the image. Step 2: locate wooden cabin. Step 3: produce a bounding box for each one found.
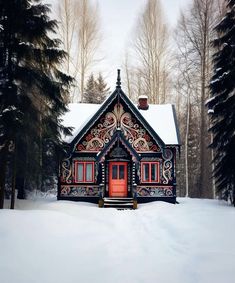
[58,70,180,206]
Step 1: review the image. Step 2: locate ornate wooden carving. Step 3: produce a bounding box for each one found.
[61,158,73,183]
[137,186,173,197]
[110,146,128,158]
[162,149,173,184]
[76,103,160,152]
[61,185,100,197]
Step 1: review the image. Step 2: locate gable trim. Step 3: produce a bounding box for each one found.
[68,86,167,154]
[97,130,140,163]
[69,88,120,151]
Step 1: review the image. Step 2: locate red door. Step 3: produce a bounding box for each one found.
[109,162,127,197]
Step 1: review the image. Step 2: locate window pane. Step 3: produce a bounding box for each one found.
[86,163,93,181]
[112,165,118,179]
[119,165,125,179]
[143,164,149,181]
[77,164,83,181]
[151,163,157,181]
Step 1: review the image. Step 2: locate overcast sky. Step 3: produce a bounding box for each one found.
[47,0,191,88]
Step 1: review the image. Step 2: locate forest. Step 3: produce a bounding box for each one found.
[0,0,234,208]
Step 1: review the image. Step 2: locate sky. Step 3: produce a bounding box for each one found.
[47,0,191,88]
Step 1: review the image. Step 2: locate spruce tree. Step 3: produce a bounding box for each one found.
[83,73,97,103]
[0,0,72,208]
[83,73,110,104]
[95,73,110,103]
[208,0,235,205]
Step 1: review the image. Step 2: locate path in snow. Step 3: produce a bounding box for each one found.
[0,198,235,283]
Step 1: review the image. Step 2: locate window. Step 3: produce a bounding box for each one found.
[141,162,160,183]
[75,162,94,183]
[119,165,125,179]
[111,164,125,180]
[112,165,118,179]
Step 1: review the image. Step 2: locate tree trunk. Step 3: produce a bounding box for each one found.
[185,95,191,197]
[10,141,17,209]
[199,5,213,198]
[0,145,8,209]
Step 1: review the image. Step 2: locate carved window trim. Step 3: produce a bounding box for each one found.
[74,161,95,183]
[141,162,160,183]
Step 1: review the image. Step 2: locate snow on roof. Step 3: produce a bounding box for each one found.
[62,103,100,143]
[138,95,148,99]
[137,104,179,145]
[62,103,180,145]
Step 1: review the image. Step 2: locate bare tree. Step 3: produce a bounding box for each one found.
[57,0,101,102]
[123,52,132,99]
[75,0,101,102]
[174,0,225,198]
[133,0,169,104]
[58,0,77,74]
[122,51,140,103]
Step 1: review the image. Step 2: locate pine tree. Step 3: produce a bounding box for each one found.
[95,73,110,103]
[0,0,72,208]
[83,73,110,104]
[208,0,235,205]
[83,73,97,103]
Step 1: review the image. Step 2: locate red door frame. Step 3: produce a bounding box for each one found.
[109,162,128,197]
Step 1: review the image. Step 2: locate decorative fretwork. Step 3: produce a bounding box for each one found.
[60,186,100,197]
[76,103,160,152]
[110,146,128,158]
[61,159,73,183]
[163,148,173,161]
[162,148,173,184]
[137,186,173,197]
[162,161,173,184]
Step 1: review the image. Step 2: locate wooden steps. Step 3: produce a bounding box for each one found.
[99,197,137,210]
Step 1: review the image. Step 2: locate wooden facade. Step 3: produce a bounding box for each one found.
[58,71,180,204]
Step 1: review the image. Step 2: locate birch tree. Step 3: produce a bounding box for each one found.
[174,0,225,198]
[58,0,77,75]
[123,52,139,103]
[57,0,101,102]
[133,0,169,104]
[76,0,101,102]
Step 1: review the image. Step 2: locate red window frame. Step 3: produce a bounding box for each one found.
[74,161,95,183]
[141,162,160,183]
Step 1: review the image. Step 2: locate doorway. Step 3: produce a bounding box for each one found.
[109,162,128,197]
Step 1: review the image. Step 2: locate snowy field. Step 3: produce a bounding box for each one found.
[0,197,235,283]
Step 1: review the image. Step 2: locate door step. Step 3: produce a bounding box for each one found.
[100,197,137,209]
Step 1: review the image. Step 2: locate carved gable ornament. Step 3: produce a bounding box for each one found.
[76,103,161,152]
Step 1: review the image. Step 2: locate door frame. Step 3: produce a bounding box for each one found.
[108,161,128,197]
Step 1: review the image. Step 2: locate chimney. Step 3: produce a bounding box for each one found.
[137,95,149,110]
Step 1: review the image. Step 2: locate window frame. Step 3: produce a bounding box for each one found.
[74,161,95,183]
[141,161,160,183]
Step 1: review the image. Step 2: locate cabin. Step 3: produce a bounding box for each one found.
[58,70,180,207]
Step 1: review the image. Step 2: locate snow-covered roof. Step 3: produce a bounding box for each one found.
[137,104,180,145]
[138,95,148,99]
[62,103,180,145]
[62,103,100,143]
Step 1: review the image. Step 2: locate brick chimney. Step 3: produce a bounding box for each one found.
[137,95,149,110]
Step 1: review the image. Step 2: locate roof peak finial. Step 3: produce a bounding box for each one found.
[116,69,121,88]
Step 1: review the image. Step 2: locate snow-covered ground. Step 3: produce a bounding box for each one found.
[0,197,235,283]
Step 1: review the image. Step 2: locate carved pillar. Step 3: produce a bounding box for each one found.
[132,162,137,199]
[98,162,105,207]
[100,162,105,197]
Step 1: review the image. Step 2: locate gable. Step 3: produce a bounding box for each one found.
[75,99,163,153]
[63,84,180,151]
[97,130,140,162]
